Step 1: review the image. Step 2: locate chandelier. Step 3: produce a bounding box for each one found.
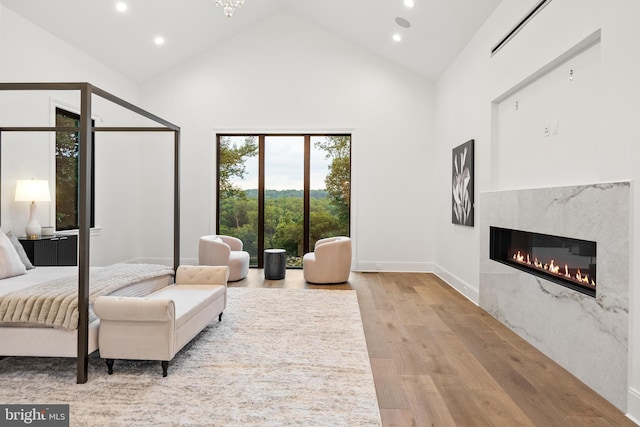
[215,0,245,17]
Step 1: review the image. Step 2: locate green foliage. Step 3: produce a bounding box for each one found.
[244,189,328,199]
[55,113,80,230]
[220,189,348,264]
[218,135,350,266]
[218,136,258,199]
[314,136,350,222]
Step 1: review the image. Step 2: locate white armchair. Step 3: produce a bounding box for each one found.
[199,235,250,281]
[303,236,352,284]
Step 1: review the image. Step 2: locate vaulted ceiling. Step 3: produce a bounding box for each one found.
[1,0,502,84]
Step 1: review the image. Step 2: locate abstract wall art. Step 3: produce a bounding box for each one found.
[452,139,474,226]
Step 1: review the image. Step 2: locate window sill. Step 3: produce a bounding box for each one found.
[55,227,102,237]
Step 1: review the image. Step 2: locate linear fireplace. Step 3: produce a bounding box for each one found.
[490,226,596,297]
[481,183,629,409]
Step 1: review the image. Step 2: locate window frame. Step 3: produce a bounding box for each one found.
[216,132,351,268]
[54,107,96,231]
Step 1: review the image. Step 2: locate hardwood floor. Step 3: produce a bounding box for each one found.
[230,269,635,427]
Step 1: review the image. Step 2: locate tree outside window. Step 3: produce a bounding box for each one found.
[55,108,95,231]
[217,134,350,267]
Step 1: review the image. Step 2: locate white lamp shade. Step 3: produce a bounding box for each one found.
[15,180,51,202]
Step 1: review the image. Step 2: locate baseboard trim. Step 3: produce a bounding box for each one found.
[628,387,640,425]
[432,264,479,305]
[128,258,434,273]
[354,260,433,273]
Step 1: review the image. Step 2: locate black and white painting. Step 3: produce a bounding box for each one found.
[452,139,474,226]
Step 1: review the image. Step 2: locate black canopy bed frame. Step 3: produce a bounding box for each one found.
[0,82,180,383]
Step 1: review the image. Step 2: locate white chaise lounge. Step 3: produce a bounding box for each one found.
[94,265,229,377]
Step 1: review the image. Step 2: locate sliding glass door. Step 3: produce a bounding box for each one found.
[217,135,259,264]
[264,136,304,267]
[217,133,350,268]
[309,136,350,250]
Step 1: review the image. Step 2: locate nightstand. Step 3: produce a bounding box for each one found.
[18,235,78,266]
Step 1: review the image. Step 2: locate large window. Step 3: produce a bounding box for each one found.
[217,134,351,268]
[55,108,95,231]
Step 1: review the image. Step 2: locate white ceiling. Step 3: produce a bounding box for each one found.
[1,0,502,84]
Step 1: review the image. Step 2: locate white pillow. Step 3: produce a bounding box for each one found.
[5,230,35,270]
[0,230,27,279]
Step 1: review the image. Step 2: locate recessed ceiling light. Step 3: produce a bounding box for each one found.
[154,36,165,46]
[395,17,411,28]
[404,0,415,7]
[392,33,402,42]
[115,2,127,12]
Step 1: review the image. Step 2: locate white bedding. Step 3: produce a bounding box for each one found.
[0,265,174,357]
[0,266,80,296]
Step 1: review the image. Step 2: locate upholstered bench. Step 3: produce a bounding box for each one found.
[93,265,229,377]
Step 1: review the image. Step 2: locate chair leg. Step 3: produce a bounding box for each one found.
[161,361,169,377]
[219,312,223,322]
[106,359,114,375]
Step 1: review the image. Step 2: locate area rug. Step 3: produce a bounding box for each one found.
[0,288,381,426]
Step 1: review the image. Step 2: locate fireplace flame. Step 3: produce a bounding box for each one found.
[512,251,595,289]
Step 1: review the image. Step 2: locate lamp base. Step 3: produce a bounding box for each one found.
[25,202,41,240]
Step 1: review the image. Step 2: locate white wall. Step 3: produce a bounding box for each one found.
[139,12,436,269]
[0,6,155,266]
[0,6,437,272]
[435,0,640,419]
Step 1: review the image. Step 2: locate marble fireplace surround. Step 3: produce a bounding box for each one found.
[479,182,630,411]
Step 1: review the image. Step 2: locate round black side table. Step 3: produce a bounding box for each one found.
[264,249,286,280]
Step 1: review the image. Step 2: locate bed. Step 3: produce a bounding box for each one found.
[0,82,181,383]
[0,264,174,358]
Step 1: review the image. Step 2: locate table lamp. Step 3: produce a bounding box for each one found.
[15,179,51,239]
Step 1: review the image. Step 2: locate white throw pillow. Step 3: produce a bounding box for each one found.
[0,230,27,279]
[5,230,35,270]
